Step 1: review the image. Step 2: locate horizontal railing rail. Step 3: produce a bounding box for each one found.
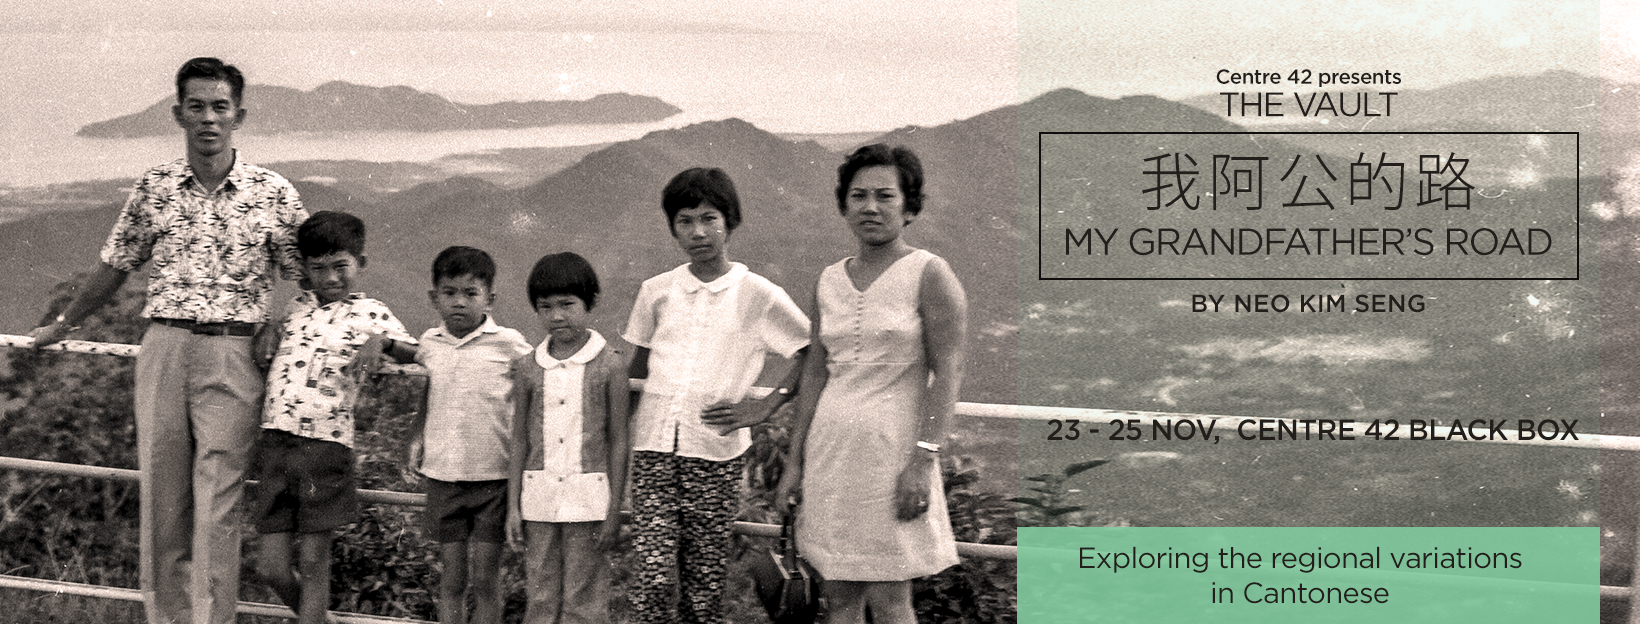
[0,574,434,623]
[0,334,1019,620]
[0,334,1620,619]
[1,334,1624,448]
[0,455,1017,560]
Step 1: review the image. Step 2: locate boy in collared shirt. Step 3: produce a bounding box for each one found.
[409,246,531,624]
[253,211,417,624]
[623,167,809,624]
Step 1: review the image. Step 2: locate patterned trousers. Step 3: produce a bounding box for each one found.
[628,451,744,624]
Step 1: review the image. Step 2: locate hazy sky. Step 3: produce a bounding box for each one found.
[0,0,1014,37]
[1021,0,1612,99]
[5,0,1625,101]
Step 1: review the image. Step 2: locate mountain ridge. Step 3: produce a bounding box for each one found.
[77,82,681,138]
[5,84,1607,401]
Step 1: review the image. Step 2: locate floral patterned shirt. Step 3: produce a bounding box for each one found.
[99,153,307,324]
[262,291,415,448]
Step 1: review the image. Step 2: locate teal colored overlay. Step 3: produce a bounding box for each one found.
[1019,527,1597,623]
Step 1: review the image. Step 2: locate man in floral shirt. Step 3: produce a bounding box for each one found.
[29,57,308,624]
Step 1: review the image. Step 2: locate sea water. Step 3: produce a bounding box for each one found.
[0,29,1016,186]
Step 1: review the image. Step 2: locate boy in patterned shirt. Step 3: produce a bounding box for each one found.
[252,211,418,624]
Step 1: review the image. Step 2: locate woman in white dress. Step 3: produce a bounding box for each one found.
[778,144,968,624]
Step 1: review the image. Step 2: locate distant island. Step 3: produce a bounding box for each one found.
[77,81,681,138]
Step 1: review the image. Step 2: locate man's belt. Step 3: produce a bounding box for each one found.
[152,317,258,336]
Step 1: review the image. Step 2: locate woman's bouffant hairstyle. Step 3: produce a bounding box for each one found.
[835,144,925,217]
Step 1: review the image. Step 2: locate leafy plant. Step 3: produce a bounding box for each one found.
[911,455,1019,624]
[1013,459,1109,527]
[0,274,146,591]
[3,273,1020,623]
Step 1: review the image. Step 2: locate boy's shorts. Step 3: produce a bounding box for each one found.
[423,477,508,544]
[251,428,358,534]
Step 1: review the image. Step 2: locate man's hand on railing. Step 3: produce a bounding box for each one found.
[26,321,74,350]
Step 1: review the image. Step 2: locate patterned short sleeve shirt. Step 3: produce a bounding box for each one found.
[262,292,416,448]
[99,153,307,324]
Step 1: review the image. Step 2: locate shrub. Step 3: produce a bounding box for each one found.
[1,274,1019,623]
[0,276,146,591]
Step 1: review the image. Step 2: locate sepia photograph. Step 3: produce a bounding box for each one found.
[0,0,1632,622]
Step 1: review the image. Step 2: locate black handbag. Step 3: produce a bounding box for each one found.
[751,505,824,623]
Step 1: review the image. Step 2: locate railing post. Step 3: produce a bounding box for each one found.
[1630,522,1640,624]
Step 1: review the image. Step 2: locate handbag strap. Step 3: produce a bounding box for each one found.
[779,501,800,558]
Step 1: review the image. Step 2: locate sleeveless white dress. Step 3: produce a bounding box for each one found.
[796,249,960,581]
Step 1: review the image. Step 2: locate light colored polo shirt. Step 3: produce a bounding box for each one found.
[416,315,532,481]
[622,262,808,461]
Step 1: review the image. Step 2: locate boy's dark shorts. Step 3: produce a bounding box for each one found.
[423,477,508,544]
[251,428,358,534]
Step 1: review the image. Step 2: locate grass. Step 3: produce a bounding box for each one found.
[0,588,144,624]
[0,545,777,624]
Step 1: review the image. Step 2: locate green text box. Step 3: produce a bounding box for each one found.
[1019,527,1597,624]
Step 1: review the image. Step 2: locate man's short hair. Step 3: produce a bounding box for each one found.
[297,211,366,259]
[527,252,600,310]
[662,167,742,234]
[176,57,245,106]
[432,246,497,289]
